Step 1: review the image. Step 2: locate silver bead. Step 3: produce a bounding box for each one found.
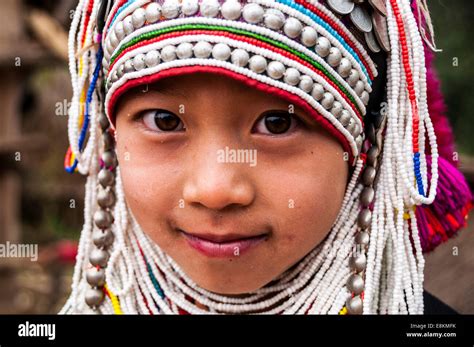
[360,186,375,207]
[366,145,380,167]
[315,36,331,57]
[105,39,113,56]
[266,61,285,80]
[124,60,134,73]
[133,53,146,70]
[161,45,177,62]
[264,9,285,30]
[109,31,119,49]
[93,229,115,248]
[311,83,324,100]
[360,91,370,105]
[354,80,365,95]
[356,135,364,154]
[327,47,342,67]
[346,117,356,134]
[347,69,359,87]
[321,92,335,109]
[94,210,114,229]
[145,50,160,68]
[284,17,303,38]
[301,26,318,47]
[102,151,117,168]
[338,110,351,126]
[97,188,116,208]
[114,21,125,41]
[102,131,114,150]
[212,43,231,61]
[231,48,249,67]
[242,3,264,24]
[193,41,213,59]
[355,231,370,246]
[98,169,115,187]
[99,113,110,131]
[117,64,125,78]
[337,58,352,78]
[85,287,105,307]
[123,16,134,36]
[221,0,242,20]
[200,0,220,18]
[346,295,363,314]
[248,55,267,73]
[299,75,314,93]
[176,42,194,59]
[357,208,372,229]
[89,248,110,268]
[86,267,106,287]
[131,7,146,29]
[110,71,118,83]
[362,165,376,186]
[349,253,367,272]
[181,0,199,16]
[353,122,362,138]
[347,273,364,295]
[283,67,301,86]
[162,0,180,19]
[330,101,343,117]
[145,3,161,23]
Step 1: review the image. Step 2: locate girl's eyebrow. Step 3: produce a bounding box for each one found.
[146,83,190,100]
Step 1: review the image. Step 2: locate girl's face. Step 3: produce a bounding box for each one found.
[115,73,349,295]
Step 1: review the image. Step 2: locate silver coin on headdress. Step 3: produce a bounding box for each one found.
[365,30,381,53]
[368,0,387,16]
[372,11,390,52]
[350,6,373,33]
[327,0,355,15]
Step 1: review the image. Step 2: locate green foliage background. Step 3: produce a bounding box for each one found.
[430,0,474,154]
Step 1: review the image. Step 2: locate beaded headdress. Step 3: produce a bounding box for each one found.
[62,0,472,314]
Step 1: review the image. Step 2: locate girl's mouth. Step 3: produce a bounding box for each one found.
[178,229,269,258]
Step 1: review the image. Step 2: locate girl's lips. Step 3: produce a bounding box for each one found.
[179,230,268,258]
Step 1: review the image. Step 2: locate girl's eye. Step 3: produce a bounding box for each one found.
[252,111,299,135]
[141,109,185,132]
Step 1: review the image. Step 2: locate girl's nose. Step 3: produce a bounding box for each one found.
[182,149,256,211]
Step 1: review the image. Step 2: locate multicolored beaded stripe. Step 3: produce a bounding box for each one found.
[65,46,103,173]
[103,0,377,83]
[389,0,425,196]
[108,24,364,120]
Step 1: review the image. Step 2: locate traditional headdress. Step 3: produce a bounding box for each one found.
[62,0,472,314]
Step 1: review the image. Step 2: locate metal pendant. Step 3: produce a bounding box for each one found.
[365,30,381,53]
[372,11,391,52]
[368,0,387,16]
[350,6,373,33]
[327,0,355,15]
